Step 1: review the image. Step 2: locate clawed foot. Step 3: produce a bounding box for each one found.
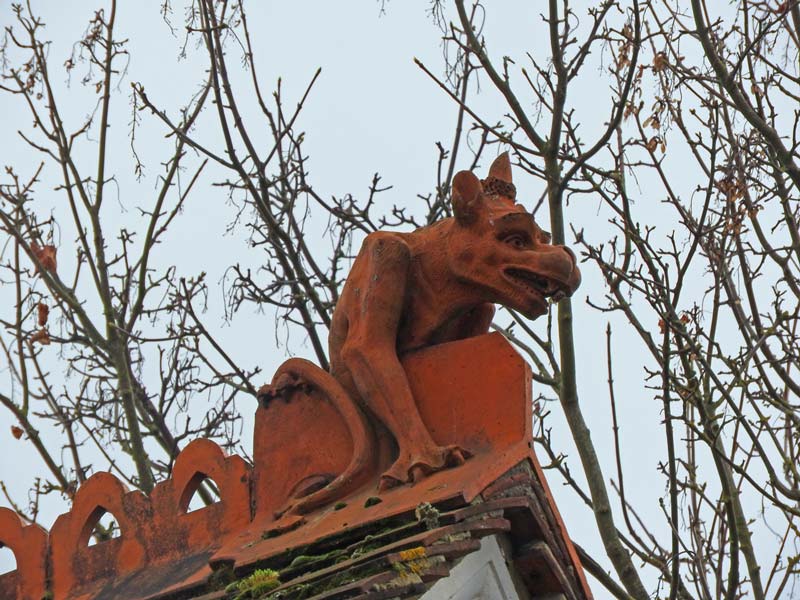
[378,444,471,492]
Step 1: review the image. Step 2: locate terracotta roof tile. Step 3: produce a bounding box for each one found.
[0,334,592,600]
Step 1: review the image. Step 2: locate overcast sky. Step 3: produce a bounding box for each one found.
[0,1,783,590]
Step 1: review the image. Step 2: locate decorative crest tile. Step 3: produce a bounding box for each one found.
[0,156,590,600]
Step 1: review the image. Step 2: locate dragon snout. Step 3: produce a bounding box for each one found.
[559,246,581,295]
[526,245,580,303]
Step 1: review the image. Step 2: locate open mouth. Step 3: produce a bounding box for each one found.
[505,268,567,302]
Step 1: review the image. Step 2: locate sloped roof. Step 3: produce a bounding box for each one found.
[0,334,591,600]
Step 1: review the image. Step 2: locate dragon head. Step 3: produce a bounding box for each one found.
[446,153,581,319]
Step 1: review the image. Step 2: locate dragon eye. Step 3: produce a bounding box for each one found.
[504,234,529,249]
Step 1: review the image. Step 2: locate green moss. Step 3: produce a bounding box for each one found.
[237,510,423,598]
[267,555,389,599]
[288,554,317,569]
[333,501,347,510]
[364,496,382,507]
[288,548,346,570]
[228,568,281,599]
[303,561,381,596]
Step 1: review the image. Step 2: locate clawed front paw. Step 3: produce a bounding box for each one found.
[378,444,471,491]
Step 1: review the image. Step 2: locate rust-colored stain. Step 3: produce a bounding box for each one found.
[48,440,250,599]
[0,155,590,600]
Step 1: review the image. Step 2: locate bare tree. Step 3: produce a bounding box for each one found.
[134,0,486,373]
[0,1,269,523]
[3,1,798,598]
[416,1,800,599]
[0,0,478,534]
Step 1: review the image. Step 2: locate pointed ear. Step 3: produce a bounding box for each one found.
[488,152,513,183]
[451,170,483,225]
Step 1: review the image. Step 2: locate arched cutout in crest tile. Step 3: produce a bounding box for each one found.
[179,472,222,513]
[0,544,17,575]
[81,506,122,547]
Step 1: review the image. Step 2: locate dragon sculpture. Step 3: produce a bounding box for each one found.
[258,153,581,515]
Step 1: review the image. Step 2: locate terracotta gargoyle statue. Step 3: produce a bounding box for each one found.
[258,153,580,515]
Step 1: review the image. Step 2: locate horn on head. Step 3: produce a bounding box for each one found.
[488,152,513,183]
[482,152,516,200]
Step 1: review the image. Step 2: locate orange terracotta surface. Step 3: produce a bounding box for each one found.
[47,440,251,600]
[257,153,580,514]
[245,333,532,544]
[0,508,48,600]
[49,473,149,598]
[218,333,591,600]
[0,156,591,599]
[0,333,590,600]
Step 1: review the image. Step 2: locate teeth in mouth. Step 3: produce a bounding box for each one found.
[507,269,562,299]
